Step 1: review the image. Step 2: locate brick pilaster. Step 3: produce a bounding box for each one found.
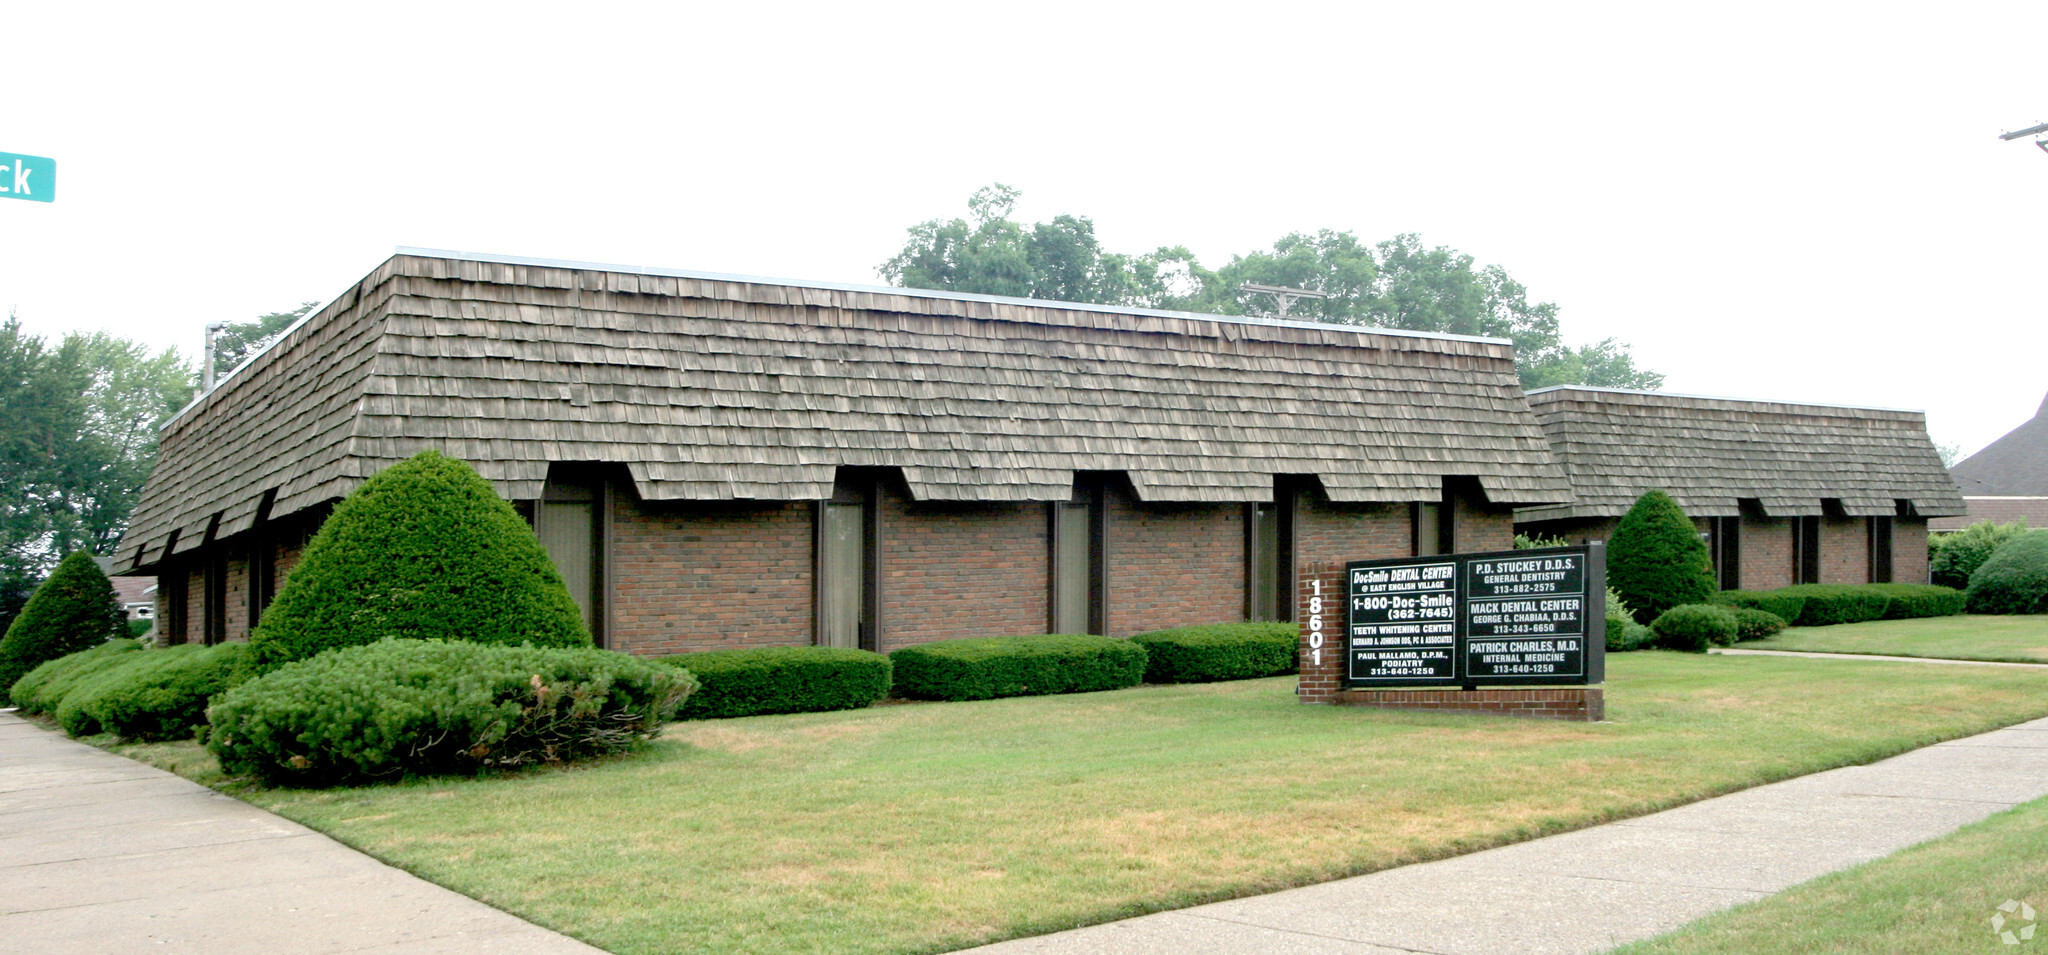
[1297,561,1346,703]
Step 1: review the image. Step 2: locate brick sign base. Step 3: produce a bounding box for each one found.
[1297,561,1605,723]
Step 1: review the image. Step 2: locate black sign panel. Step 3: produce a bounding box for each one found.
[1345,558,1460,685]
[1342,544,1605,688]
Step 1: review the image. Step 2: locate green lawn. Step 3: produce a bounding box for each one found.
[1747,614,2048,664]
[114,652,2048,955]
[1610,793,2048,954]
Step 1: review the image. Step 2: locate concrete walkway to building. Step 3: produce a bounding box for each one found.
[959,714,2048,955]
[0,710,601,955]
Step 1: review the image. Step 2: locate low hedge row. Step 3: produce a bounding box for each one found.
[1733,608,1788,640]
[1651,604,1739,652]
[665,646,891,720]
[207,639,696,785]
[1127,623,1296,683]
[1713,582,1966,627]
[58,643,246,741]
[889,634,1146,702]
[9,639,145,714]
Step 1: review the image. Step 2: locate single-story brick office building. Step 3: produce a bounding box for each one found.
[116,249,1572,656]
[1514,386,1966,590]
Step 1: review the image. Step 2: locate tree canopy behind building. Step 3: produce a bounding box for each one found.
[879,185,1662,392]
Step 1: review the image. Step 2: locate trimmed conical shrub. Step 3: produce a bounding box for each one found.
[1608,489,1715,624]
[0,550,127,700]
[244,450,591,674]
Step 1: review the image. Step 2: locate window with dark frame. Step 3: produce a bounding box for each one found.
[1868,516,1894,583]
[1413,485,1455,557]
[817,471,881,650]
[161,562,188,643]
[537,466,608,648]
[1245,484,1296,623]
[1791,515,1822,585]
[1049,479,1106,635]
[1709,516,1742,591]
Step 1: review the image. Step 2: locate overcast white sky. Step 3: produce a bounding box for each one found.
[5,2,2044,458]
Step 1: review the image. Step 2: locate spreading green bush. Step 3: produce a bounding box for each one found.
[208,640,695,785]
[665,646,891,720]
[1608,621,1654,653]
[1775,584,1893,626]
[1608,490,1715,623]
[127,618,153,638]
[1868,583,1968,619]
[0,551,128,697]
[1514,531,1569,550]
[56,643,246,741]
[1931,519,2030,590]
[1128,623,1297,683]
[245,451,591,676]
[1603,588,1638,652]
[1732,608,1787,641]
[1712,589,1809,623]
[8,639,145,714]
[890,634,1147,702]
[1966,531,2048,615]
[1651,603,1739,652]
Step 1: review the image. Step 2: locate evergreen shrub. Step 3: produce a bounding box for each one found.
[1776,584,1892,626]
[1966,531,2048,615]
[1608,490,1715,623]
[0,551,128,696]
[207,640,695,785]
[1651,604,1739,652]
[59,643,246,741]
[1931,519,2030,590]
[889,634,1147,702]
[1732,608,1787,641]
[666,646,891,720]
[1712,589,1808,623]
[245,450,590,676]
[9,639,144,714]
[1604,588,1639,652]
[1869,583,1968,619]
[1129,623,1297,683]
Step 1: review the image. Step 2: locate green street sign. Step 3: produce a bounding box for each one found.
[0,151,55,203]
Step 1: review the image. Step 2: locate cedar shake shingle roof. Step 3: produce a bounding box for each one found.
[1519,386,1966,523]
[117,249,1570,573]
[1950,392,2048,496]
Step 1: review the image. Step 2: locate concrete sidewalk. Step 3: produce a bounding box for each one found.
[0,710,602,955]
[959,715,2048,955]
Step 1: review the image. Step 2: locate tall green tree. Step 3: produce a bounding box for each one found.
[0,316,193,633]
[209,302,317,374]
[878,187,1663,391]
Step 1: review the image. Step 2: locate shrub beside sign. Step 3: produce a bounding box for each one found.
[1344,544,1604,688]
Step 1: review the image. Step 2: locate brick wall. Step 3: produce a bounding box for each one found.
[1932,498,2048,532]
[1296,494,1410,568]
[1105,488,1245,636]
[881,495,1047,648]
[223,555,251,642]
[1742,516,1793,590]
[1896,517,1930,584]
[1819,516,1869,585]
[608,498,813,655]
[183,566,204,643]
[1453,492,1516,553]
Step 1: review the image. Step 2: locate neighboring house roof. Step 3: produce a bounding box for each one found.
[1518,385,1966,523]
[1950,392,2048,496]
[117,248,1570,573]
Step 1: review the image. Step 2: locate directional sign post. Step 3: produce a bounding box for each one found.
[0,151,56,203]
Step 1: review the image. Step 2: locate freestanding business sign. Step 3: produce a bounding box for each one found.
[0,151,56,203]
[1344,543,1604,689]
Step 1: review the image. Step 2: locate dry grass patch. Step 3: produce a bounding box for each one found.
[110,651,2048,955]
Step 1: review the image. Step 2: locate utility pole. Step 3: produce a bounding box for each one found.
[201,322,227,392]
[1239,283,1327,319]
[1998,121,2048,155]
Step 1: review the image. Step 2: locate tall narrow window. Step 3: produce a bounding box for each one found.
[817,474,879,649]
[1049,483,1104,634]
[248,490,277,629]
[1246,488,1296,622]
[1414,490,1454,557]
[161,561,188,644]
[1792,515,1822,585]
[203,550,227,646]
[1868,516,1894,583]
[537,468,605,645]
[1709,516,1742,591]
